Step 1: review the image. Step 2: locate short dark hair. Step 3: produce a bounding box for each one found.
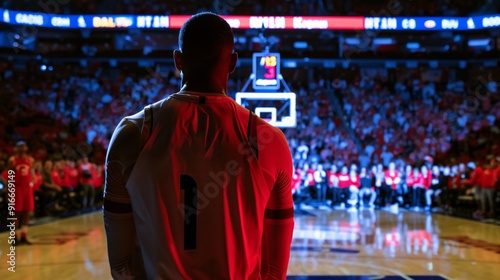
[178,12,234,67]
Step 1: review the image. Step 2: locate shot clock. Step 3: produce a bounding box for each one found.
[252,52,280,90]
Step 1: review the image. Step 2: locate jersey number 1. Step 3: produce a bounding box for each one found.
[180,174,197,250]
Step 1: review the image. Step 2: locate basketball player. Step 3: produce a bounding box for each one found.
[103,12,294,279]
[7,141,36,245]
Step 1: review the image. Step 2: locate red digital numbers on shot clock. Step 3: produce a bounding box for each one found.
[261,56,277,79]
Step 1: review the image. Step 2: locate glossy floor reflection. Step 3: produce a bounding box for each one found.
[289,208,500,279]
[0,209,499,279]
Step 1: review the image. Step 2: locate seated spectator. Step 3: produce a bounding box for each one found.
[479,160,498,219]
[465,162,483,215]
[327,165,340,207]
[421,165,433,211]
[383,162,401,208]
[78,156,96,209]
[411,167,425,209]
[348,168,360,207]
[428,165,445,211]
[32,161,44,216]
[337,166,351,208]
[56,159,80,210]
[41,159,65,213]
[359,167,376,208]
[93,164,104,205]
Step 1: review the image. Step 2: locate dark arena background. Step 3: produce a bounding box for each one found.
[1,0,500,279]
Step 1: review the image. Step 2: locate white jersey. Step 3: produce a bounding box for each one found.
[104,91,294,279]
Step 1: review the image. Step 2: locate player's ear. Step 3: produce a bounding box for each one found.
[229,51,238,74]
[173,50,183,71]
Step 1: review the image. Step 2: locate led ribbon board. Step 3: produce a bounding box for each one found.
[1,9,499,30]
[235,92,296,128]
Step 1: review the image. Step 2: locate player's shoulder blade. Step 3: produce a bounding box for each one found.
[256,116,287,144]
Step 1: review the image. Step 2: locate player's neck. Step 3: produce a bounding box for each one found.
[180,76,227,95]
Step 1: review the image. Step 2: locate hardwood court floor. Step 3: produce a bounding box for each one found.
[1,208,499,279]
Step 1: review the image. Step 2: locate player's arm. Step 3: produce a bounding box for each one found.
[261,130,294,280]
[103,116,145,280]
[7,156,14,170]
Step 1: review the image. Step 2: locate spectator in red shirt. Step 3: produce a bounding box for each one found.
[337,166,351,208]
[291,168,302,194]
[303,163,316,188]
[78,156,96,209]
[56,159,80,210]
[383,162,401,208]
[402,165,414,206]
[411,167,425,209]
[50,161,63,186]
[451,165,465,191]
[466,162,483,214]
[93,164,104,188]
[41,159,64,212]
[421,165,433,211]
[428,165,446,210]
[327,165,341,207]
[291,168,307,208]
[32,161,43,192]
[31,161,45,216]
[348,168,360,207]
[441,166,454,210]
[480,161,499,218]
[65,160,79,189]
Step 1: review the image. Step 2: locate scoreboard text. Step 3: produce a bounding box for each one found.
[253,53,280,90]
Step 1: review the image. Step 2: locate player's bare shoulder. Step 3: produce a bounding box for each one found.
[107,109,145,162]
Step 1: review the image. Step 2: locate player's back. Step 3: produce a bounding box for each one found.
[126,91,290,279]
